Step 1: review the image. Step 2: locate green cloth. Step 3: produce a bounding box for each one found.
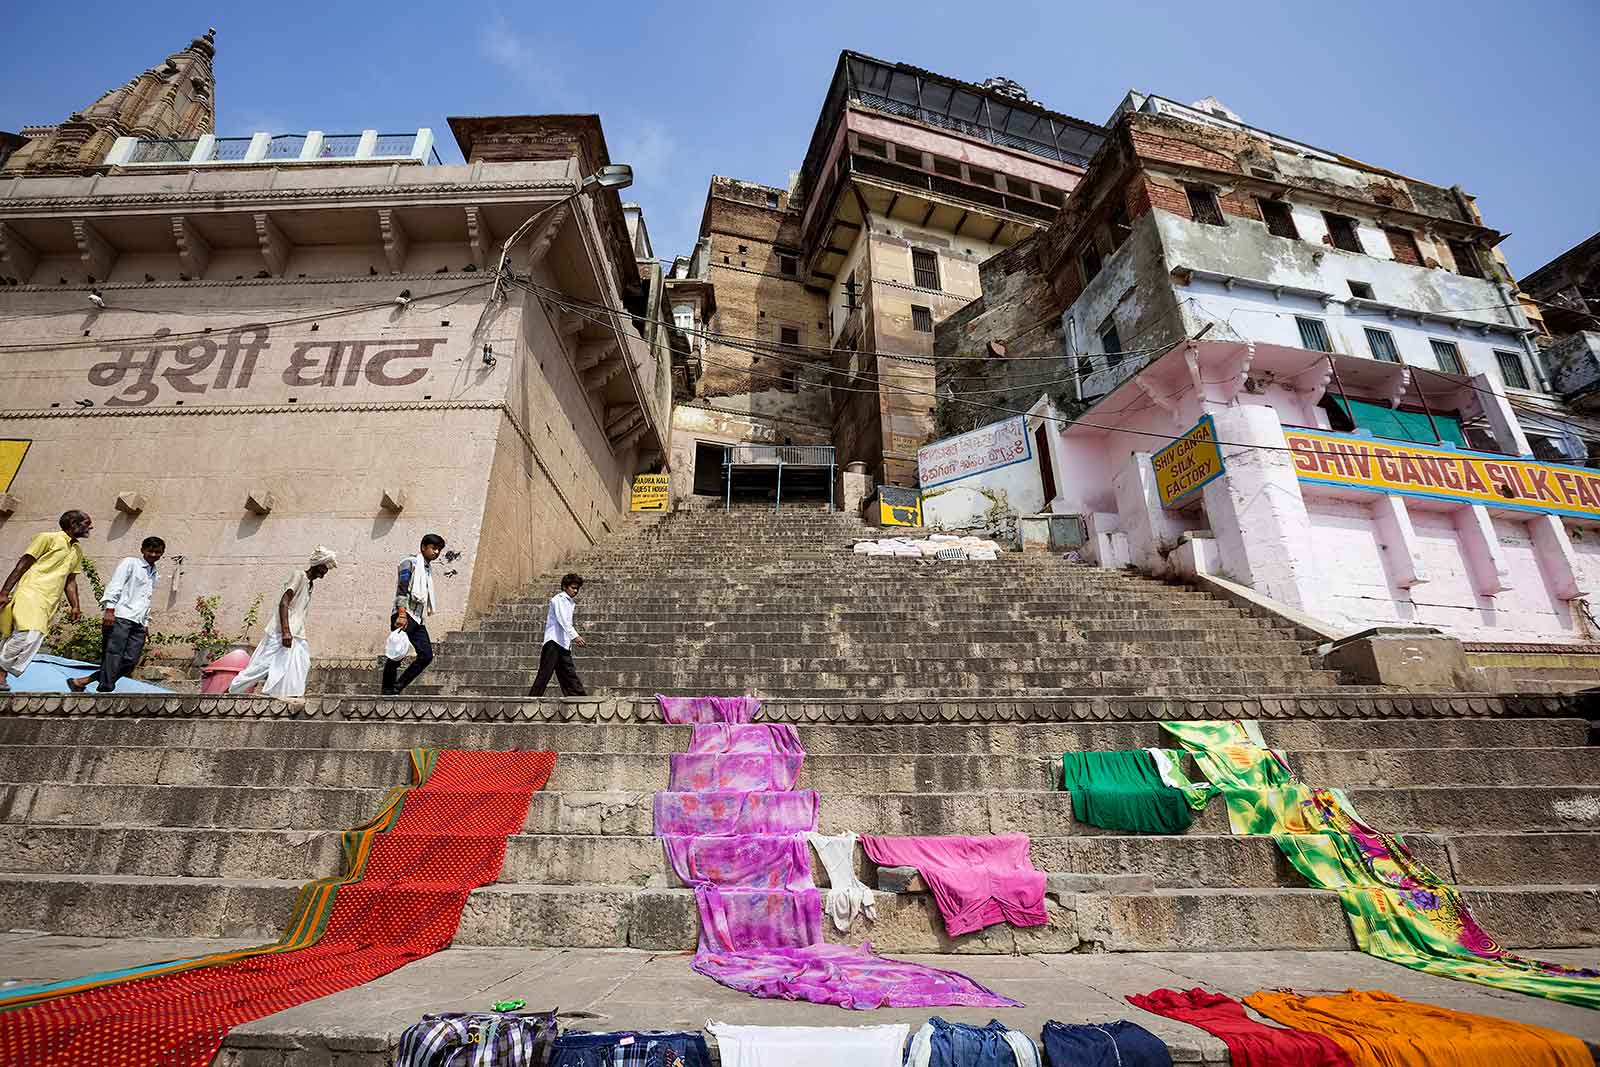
[1163,719,1600,1009]
[1147,747,1218,810]
[1331,396,1465,446]
[1059,749,1194,833]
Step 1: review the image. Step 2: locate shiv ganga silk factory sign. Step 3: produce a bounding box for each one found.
[1284,427,1600,522]
[1151,415,1224,508]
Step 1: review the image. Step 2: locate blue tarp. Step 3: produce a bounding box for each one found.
[4,653,171,693]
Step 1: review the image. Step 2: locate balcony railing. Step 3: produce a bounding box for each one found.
[852,89,1095,167]
[726,444,836,467]
[108,129,441,168]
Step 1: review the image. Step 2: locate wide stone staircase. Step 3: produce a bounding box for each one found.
[319,508,1351,698]
[3,506,1599,1062]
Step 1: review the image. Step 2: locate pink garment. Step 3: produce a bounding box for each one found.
[859,834,1046,937]
[654,697,1017,1009]
[657,694,762,723]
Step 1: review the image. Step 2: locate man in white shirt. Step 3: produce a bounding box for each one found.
[382,533,443,695]
[229,546,337,699]
[69,535,163,694]
[527,572,587,697]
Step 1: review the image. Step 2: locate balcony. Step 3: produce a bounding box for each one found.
[108,129,441,169]
[721,444,839,511]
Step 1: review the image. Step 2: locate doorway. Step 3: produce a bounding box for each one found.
[693,441,726,496]
[1035,424,1056,504]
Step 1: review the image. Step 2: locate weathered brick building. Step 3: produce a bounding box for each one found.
[671,52,1102,496]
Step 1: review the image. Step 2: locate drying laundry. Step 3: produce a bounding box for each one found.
[1041,1019,1172,1067]
[656,694,762,723]
[1126,988,1352,1067]
[707,1021,908,1067]
[1164,719,1600,1009]
[1244,989,1594,1067]
[905,1017,1039,1067]
[653,699,1017,1009]
[1145,747,1218,810]
[1059,749,1195,833]
[859,833,1046,936]
[804,830,877,933]
[0,748,556,1067]
[395,1009,558,1067]
[548,1029,711,1067]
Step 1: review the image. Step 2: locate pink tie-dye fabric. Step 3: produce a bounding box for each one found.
[653,695,1019,1009]
[859,833,1047,937]
[656,694,762,723]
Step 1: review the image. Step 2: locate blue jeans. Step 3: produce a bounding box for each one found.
[927,1018,1023,1067]
[548,1030,710,1067]
[1042,1019,1172,1067]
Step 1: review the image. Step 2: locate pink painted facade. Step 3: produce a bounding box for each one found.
[1052,341,1600,643]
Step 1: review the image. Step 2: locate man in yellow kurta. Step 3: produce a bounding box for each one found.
[0,510,91,691]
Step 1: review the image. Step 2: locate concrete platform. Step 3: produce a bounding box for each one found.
[4,935,1598,1066]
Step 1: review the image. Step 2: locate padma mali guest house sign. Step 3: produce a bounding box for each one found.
[1151,415,1224,508]
[0,439,30,493]
[630,473,669,512]
[1283,427,1600,521]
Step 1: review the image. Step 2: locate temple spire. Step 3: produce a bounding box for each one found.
[3,28,217,175]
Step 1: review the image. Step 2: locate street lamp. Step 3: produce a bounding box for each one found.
[492,164,634,284]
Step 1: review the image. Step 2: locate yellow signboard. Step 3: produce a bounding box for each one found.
[1285,427,1600,521]
[1151,415,1224,507]
[0,439,30,493]
[878,485,922,527]
[630,473,669,512]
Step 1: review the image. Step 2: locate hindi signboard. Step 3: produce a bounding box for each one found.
[917,416,1032,489]
[1150,415,1224,507]
[1284,427,1600,521]
[630,473,669,512]
[0,439,29,493]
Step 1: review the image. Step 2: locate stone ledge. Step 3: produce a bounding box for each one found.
[0,690,1582,724]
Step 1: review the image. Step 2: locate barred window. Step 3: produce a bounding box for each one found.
[912,249,941,291]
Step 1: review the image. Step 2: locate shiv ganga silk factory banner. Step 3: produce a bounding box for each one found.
[1151,415,1224,508]
[1283,426,1600,521]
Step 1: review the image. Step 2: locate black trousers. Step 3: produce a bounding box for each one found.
[94,619,147,692]
[381,612,434,694]
[528,639,585,696]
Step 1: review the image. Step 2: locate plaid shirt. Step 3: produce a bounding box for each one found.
[396,1010,557,1067]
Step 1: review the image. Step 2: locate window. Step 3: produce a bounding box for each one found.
[968,166,995,188]
[1108,203,1132,248]
[1529,434,1567,462]
[1099,318,1123,365]
[1185,185,1225,226]
[912,305,933,333]
[1038,186,1063,208]
[1448,239,1485,279]
[738,244,748,254]
[1430,338,1464,374]
[1296,317,1333,353]
[1080,243,1103,285]
[1495,349,1530,390]
[766,191,780,209]
[856,136,886,158]
[1365,327,1400,363]
[932,155,961,178]
[912,248,941,290]
[1323,213,1363,253]
[1258,198,1299,239]
[1347,280,1374,300]
[778,368,798,392]
[672,305,695,331]
[779,326,800,347]
[1384,226,1423,266]
[779,254,798,276]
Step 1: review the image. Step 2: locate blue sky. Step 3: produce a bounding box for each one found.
[5,1,1596,274]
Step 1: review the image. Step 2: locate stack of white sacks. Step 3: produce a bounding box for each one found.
[851,532,1002,560]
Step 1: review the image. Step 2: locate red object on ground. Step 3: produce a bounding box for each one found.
[0,748,556,1066]
[199,648,253,694]
[1127,987,1354,1067]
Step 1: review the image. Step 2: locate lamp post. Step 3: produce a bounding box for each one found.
[492,164,633,292]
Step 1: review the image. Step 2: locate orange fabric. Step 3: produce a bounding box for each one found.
[1244,989,1593,1067]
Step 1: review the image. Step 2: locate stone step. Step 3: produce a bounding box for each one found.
[9,824,1597,890]
[9,745,1593,792]
[1,871,1593,954]
[421,654,1324,677]
[7,780,1596,837]
[432,636,1297,660]
[2,714,1583,755]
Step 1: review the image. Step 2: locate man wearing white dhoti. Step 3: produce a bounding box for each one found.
[228,546,337,699]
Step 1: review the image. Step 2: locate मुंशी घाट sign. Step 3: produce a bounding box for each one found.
[917,415,1032,489]
[1283,427,1600,521]
[1150,414,1224,507]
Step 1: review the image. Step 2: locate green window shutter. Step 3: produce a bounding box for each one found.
[1331,396,1465,447]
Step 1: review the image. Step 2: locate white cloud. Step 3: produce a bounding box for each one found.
[610,117,676,183]
[477,16,570,104]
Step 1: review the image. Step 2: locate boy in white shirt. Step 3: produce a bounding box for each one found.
[381,533,444,695]
[526,573,587,697]
[69,535,164,693]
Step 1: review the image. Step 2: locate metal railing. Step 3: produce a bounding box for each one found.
[852,90,1094,167]
[128,138,198,164]
[112,129,440,168]
[723,445,837,512]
